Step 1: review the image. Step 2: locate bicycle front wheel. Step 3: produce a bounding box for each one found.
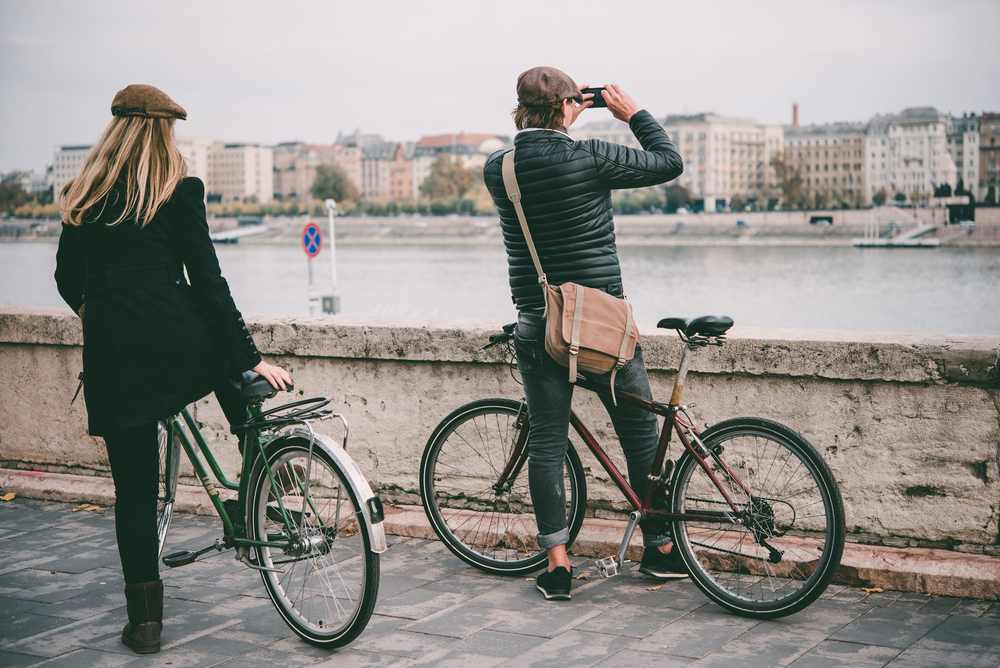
[155,419,181,560]
[248,438,379,648]
[420,398,587,576]
[670,417,845,619]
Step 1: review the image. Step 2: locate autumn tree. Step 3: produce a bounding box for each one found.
[873,188,888,206]
[419,155,475,199]
[0,181,29,215]
[311,164,360,203]
[770,152,805,208]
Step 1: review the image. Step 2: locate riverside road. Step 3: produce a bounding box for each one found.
[1,497,998,667]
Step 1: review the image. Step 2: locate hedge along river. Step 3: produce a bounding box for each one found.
[3,241,999,335]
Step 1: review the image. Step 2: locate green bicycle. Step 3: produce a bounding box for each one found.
[155,372,385,647]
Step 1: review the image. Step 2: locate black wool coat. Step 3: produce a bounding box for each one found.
[55,177,261,436]
[483,109,684,312]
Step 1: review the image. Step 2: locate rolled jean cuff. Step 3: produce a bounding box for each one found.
[643,533,672,547]
[537,527,570,550]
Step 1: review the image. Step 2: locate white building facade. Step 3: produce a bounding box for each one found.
[51,146,92,196]
[206,142,274,205]
[867,108,956,202]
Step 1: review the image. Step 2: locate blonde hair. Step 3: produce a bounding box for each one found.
[60,115,187,227]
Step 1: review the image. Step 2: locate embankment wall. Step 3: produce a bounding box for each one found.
[1,307,998,553]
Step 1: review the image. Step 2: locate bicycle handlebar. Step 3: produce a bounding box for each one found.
[481,322,516,351]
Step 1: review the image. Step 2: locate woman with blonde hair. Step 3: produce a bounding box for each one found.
[55,84,291,654]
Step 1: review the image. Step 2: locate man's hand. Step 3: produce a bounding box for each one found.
[563,85,595,129]
[602,83,641,123]
[252,360,293,391]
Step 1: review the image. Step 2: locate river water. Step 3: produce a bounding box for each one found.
[4,241,999,335]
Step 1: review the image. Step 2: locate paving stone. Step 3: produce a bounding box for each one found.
[948,599,992,617]
[461,579,543,612]
[309,648,413,666]
[629,619,750,659]
[0,595,48,615]
[829,607,946,649]
[405,648,506,668]
[19,647,134,668]
[914,596,960,615]
[351,628,454,658]
[487,602,604,638]
[495,629,635,668]
[0,611,75,645]
[418,573,508,597]
[887,642,1000,668]
[27,584,125,621]
[786,640,900,667]
[690,623,830,668]
[0,568,124,605]
[446,629,547,658]
[373,586,470,620]
[575,602,685,638]
[119,647,229,668]
[0,650,46,668]
[202,646,322,668]
[592,648,694,667]
[401,602,514,638]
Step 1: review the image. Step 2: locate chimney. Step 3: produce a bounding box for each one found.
[793,103,799,127]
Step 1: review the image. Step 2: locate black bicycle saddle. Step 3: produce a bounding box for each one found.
[231,371,294,399]
[657,315,734,338]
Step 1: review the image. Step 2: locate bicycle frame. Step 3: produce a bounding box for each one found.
[164,405,313,552]
[493,343,756,526]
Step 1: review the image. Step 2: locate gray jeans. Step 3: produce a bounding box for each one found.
[514,311,671,550]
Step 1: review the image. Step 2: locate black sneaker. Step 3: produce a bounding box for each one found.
[638,547,689,579]
[536,566,572,600]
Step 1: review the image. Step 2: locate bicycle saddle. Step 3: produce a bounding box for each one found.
[657,315,734,338]
[231,371,294,399]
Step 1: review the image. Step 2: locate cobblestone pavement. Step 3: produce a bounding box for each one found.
[2,498,999,668]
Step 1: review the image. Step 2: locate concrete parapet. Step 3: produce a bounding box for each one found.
[1,306,998,553]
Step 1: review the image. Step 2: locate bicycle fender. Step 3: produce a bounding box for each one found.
[269,429,388,554]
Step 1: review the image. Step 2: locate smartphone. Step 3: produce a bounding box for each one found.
[581,87,607,108]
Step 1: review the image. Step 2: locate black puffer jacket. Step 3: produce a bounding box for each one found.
[483,109,683,312]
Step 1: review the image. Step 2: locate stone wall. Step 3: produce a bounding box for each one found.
[1,306,998,552]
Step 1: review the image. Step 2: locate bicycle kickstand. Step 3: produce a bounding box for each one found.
[595,510,642,578]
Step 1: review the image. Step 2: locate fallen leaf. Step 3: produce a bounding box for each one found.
[1,493,15,501]
[574,572,590,581]
[861,587,884,593]
[525,578,535,581]
[646,585,662,591]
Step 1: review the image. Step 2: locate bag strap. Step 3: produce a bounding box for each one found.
[502,150,547,288]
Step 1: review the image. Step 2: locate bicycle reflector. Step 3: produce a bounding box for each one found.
[367,497,384,524]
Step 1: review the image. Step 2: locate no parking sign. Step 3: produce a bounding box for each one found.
[302,222,322,257]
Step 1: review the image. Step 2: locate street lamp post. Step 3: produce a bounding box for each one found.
[322,199,340,315]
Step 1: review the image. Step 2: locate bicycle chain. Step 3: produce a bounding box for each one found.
[681,497,784,564]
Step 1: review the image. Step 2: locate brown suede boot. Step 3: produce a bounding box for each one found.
[122,579,163,654]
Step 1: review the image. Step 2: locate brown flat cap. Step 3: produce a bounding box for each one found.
[516,66,583,106]
[111,84,187,120]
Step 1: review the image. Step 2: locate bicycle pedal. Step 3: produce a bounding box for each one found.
[162,550,197,567]
[595,556,619,578]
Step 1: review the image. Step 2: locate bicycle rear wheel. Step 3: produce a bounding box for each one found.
[155,419,181,559]
[420,398,587,576]
[670,417,845,619]
[248,438,379,648]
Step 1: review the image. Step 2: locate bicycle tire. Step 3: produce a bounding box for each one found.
[670,417,845,619]
[247,437,379,647]
[420,398,587,576]
[155,419,181,560]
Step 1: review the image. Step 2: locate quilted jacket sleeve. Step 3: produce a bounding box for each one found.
[172,177,262,373]
[590,109,684,190]
[54,222,86,315]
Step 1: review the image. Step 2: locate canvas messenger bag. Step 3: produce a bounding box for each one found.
[502,150,638,400]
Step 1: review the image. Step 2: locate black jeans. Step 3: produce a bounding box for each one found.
[513,311,670,549]
[103,380,247,585]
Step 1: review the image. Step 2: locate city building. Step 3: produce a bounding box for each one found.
[981,113,1000,201]
[51,146,92,196]
[411,134,508,194]
[176,137,214,186]
[573,114,783,211]
[272,142,341,201]
[783,122,868,207]
[1,170,50,195]
[946,113,980,196]
[206,142,273,205]
[867,107,955,203]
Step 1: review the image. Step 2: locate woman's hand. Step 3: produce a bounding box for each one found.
[602,83,641,123]
[251,360,293,391]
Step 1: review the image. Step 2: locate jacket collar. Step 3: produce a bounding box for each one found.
[514,128,574,145]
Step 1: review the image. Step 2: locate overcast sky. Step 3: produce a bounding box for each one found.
[2,0,999,173]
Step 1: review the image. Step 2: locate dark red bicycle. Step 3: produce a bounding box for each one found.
[419,315,845,619]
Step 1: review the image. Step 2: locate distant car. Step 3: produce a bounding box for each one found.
[958,220,975,227]
[675,220,688,228]
[736,220,749,227]
[675,207,689,214]
[809,215,833,226]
